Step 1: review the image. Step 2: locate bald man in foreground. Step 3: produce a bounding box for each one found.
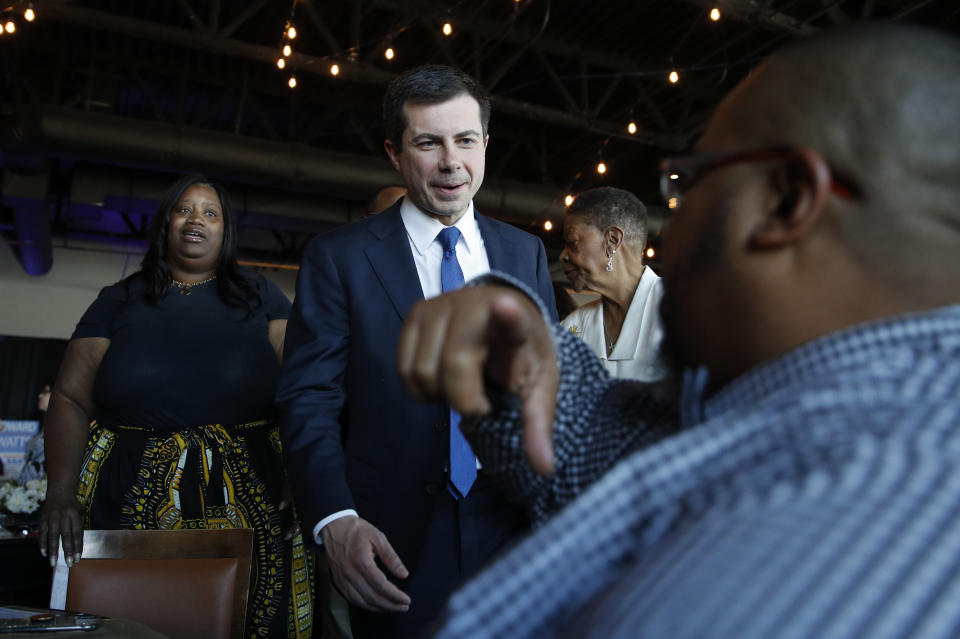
[397,24,960,638]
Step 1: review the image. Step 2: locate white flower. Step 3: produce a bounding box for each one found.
[1,477,45,515]
[6,490,38,514]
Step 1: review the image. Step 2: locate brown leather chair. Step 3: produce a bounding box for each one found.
[49,529,253,639]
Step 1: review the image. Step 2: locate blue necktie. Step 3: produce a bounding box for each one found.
[437,226,477,499]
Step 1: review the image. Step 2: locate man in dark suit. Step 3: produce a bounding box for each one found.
[276,65,557,639]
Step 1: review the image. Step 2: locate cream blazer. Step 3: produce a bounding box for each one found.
[560,266,669,381]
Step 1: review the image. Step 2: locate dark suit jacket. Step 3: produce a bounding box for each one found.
[277,201,557,637]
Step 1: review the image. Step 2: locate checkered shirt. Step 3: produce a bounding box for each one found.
[436,302,960,639]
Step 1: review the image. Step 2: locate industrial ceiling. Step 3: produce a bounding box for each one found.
[1,0,958,272]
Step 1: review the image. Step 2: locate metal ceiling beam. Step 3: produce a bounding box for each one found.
[679,0,819,36]
[4,106,568,225]
[32,2,686,149]
[893,0,940,20]
[219,0,271,39]
[369,0,653,77]
[176,0,206,33]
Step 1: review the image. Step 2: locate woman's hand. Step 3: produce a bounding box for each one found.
[39,489,84,566]
[39,337,110,566]
[278,481,301,541]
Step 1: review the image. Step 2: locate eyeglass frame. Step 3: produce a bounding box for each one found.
[658,146,856,208]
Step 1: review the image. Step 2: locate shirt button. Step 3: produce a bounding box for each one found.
[425,482,441,495]
[434,420,448,433]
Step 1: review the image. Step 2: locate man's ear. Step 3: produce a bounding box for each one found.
[749,147,832,250]
[384,139,402,172]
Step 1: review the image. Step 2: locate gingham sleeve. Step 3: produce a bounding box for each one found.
[462,271,681,523]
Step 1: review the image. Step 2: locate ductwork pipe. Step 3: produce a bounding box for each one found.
[17,106,567,226]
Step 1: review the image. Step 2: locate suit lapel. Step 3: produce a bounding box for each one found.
[477,213,522,278]
[364,203,425,320]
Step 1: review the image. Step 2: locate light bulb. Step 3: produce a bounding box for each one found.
[330,64,340,76]
[442,22,452,36]
[277,58,286,69]
[5,21,16,34]
[596,162,607,175]
[287,26,297,39]
[710,8,721,21]
[283,44,292,57]
[646,247,655,258]
[669,70,679,84]
[288,76,297,88]
[24,8,36,22]
[627,121,637,135]
[564,194,574,207]
[385,47,395,60]
[543,220,553,231]
[668,197,678,209]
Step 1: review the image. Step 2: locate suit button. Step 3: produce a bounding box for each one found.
[434,420,448,433]
[425,482,441,495]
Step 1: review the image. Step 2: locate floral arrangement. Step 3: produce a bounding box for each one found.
[0,477,46,515]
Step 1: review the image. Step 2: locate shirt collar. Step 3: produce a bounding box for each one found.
[683,304,960,428]
[400,197,480,256]
[680,366,711,428]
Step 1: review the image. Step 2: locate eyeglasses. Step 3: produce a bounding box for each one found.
[659,147,856,208]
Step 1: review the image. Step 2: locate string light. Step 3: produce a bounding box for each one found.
[543,220,553,231]
[596,162,607,175]
[564,194,574,207]
[330,64,340,76]
[646,247,656,259]
[669,70,679,84]
[4,21,15,34]
[24,7,36,22]
[668,197,678,209]
[710,8,721,21]
[385,47,395,60]
[627,121,638,135]
[275,1,298,81]
[442,22,453,36]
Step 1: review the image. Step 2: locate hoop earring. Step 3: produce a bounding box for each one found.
[606,248,616,272]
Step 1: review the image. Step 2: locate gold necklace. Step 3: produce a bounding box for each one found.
[171,275,216,296]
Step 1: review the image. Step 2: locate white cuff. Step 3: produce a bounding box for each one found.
[313,509,359,545]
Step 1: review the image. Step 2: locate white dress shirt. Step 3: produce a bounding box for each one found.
[561,266,669,381]
[313,198,491,544]
[400,197,491,298]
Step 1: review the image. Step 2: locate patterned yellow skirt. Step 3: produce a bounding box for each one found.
[77,420,313,639]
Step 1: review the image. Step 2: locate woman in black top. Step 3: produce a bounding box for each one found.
[39,175,313,638]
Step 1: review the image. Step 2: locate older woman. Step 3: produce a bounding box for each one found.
[559,187,670,381]
[39,175,312,638]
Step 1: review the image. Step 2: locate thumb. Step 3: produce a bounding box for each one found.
[488,292,558,475]
[520,363,558,475]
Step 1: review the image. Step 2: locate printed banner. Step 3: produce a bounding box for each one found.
[0,420,40,478]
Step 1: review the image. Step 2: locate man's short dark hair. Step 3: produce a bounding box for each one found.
[568,187,649,250]
[383,65,491,148]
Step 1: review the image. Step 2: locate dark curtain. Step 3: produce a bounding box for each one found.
[0,335,68,419]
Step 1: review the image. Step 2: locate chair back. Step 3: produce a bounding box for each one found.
[50,529,253,639]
